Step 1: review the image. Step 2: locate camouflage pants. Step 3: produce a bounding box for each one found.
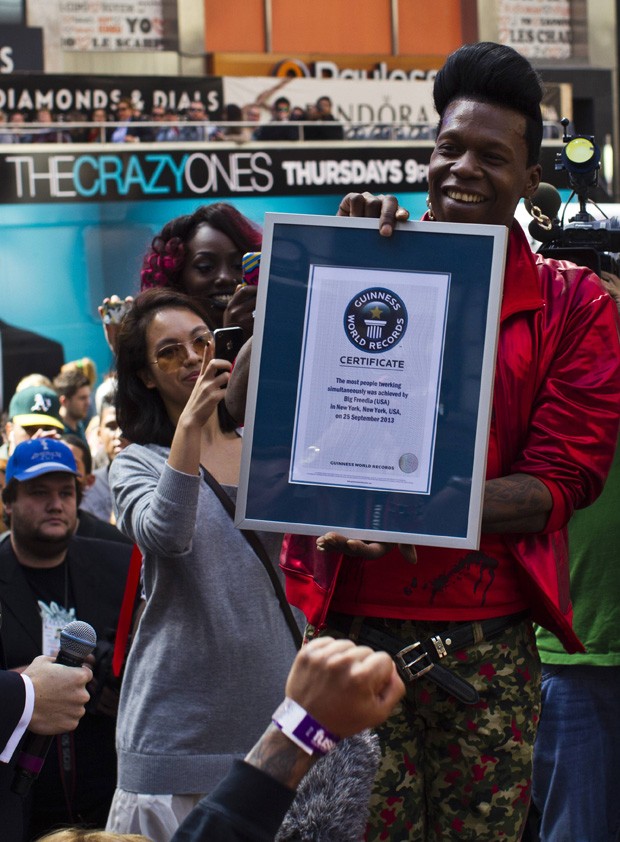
[307,617,541,841]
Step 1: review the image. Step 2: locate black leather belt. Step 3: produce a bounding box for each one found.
[327,611,529,706]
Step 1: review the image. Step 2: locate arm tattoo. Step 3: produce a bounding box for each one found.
[483,473,553,533]
[245,725,316,790]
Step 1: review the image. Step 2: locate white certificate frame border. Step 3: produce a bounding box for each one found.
[235,213,508,550]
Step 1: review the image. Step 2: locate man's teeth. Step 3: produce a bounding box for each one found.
[447,190,484,203]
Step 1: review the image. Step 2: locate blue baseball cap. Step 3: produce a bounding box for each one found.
[6,439,80,484]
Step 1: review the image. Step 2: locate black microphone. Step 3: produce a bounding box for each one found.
[12,620,97,797]
[528,217,562,243]
[525,182,563,243]
[525,182,563,219]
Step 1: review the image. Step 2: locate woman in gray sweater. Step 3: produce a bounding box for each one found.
[105,288,300,841]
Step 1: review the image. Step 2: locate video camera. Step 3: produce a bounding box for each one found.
[527,118,620,275]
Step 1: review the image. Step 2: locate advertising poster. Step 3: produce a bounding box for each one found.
[223,76,435,138]
[498,0,571,60]
[0,73,222,116]
[0,140,566,407]
[27,0,177,53]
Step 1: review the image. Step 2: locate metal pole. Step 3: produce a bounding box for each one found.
[264,0,273,53]
[391,0,399,56]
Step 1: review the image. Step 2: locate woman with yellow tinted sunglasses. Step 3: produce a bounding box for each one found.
[106,287,301,840]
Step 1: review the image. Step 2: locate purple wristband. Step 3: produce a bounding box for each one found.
[272,697,340,756]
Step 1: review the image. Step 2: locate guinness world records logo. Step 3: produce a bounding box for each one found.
[343,287,408,353]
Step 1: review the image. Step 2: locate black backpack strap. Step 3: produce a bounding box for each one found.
[201,467,302,649]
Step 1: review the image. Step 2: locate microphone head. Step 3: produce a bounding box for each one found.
[276,731,381,842]
[59,620,97,661]
[525,182,562,219]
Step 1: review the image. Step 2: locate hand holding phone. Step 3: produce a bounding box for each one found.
[98,295,134,354]
[100,297,133,325]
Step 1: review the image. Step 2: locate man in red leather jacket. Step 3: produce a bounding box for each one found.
[280,42,620,842]
[283,227,619,655]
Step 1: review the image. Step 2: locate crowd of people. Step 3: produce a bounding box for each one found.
[1,40,620,842]
[0,93,350,144]
[0,100,219,144]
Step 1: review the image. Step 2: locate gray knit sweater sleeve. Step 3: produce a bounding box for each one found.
[109,443,200,556]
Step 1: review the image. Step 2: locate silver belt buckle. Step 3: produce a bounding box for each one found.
[394,641,434,683]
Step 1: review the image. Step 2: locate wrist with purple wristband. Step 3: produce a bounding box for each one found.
[272,697,340,756]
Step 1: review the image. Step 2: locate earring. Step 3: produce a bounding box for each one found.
[426,195,435,220]
[529,203,552,231]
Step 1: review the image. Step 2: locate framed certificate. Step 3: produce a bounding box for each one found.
[235,213,508,549]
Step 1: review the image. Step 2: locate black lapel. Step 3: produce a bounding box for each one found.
[67,539,102,630]
[0,541,44,654]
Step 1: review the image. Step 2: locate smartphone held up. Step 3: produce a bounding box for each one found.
[213,326,245,363]
[241,251,261,287]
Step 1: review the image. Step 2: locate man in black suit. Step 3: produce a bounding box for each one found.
[0,438,132,840]
[304,96,344,141]
[253,96,299,141]
[109,97,152,143]
[0,320,64,410]
[1,638,92,842]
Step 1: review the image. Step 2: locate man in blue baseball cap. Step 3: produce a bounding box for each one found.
[3,439,80,558]
[0,438,133,840]
[0,439,91,840]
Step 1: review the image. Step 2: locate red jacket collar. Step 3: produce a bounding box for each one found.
[420,213,544,322]
[500,223,545,323]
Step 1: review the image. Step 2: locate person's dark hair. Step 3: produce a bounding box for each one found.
[433,42,543,166]
[140,203,262,294]
[224,103,243,121]
[1,476,16,527]
[53,369,90,400]
[62,433,92,475]
[115,288,235,446]
[2,477,17,508]
[274,97,291,111]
